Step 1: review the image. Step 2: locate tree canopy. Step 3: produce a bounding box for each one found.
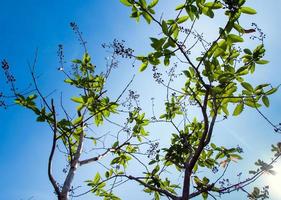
[1,0,281,200]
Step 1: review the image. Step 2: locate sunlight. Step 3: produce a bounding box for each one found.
[264,162,281,199]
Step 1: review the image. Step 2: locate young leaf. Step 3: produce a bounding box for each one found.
[240,7,257,15]
[202,7,214,18]
[228,34,244,43]
[71,97,84,103]
[72,59,82,64]
[149,0,159,8]
[162,20,169,35]
[142,12,152,24]
[183,70,191,78]
[262,95,270,107]
[204,2,223,9]
[139,61,148,72]
[266,87,278,95]
[256,60,269,65]
[243,48,252,55]
[152,165,160,174]
[164,56,170,66]
[93,173,101,185]
[202,192,208,200]
[177,16,189,24]
[64,78,73,84]
[241,82,253,92]
[213,48,224,58]
[175,4,185,10]
[73,116,83,125]
[120,0,132,6]
[233,102,244,116]
[139,0,147,7]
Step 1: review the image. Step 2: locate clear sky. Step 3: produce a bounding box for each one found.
[1,0,281,200]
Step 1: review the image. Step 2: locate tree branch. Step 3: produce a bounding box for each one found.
[48,99,60,196]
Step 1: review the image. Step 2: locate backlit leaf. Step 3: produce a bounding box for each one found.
[177,16,189,24]
[139,61,148,72]
[120,0,132,6]
[262,95,270,107]
[149,0,159,8]
[233,103,244,116]
[256,60,269,65]
[240,7,257,15]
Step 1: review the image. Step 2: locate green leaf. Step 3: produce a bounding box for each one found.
[112,141,119,148]
[241,82,253,92]
[185,5,196,20]
[236,66,248,75]
[240,7,257,15]
[94,113,104,126]
[183,70,191,78]
[222,105,230,116]
[111,157,120,165]
[152,165,160,174]
[262,95,270,107]
[194,176,201,186]
[73,116,83,125]
[154,192,160,200]
[93,173,101,184]
[148,54,160,65]
[202,177,210,184]
[149,0,159,8]
[202,7,214,18]
[233,103,244,116]
[71,96,84,103]
[213,48,224,58]
[204,2,223,9]
[28,94,37,100]
[243,48,252,55]
[150,37,166,50]
[98,182,106,189]
[256,60,269,65]
[173,25,180,38]
[228,34,244,43]
[175,4,185,10]
[142,12,152,24]
[164,56,170,66]
[148,7,155,14]
[139,0,147,7]
[120,0,132,6]
[131,10,141,21]
[234,23,245,33]
[231,154,242,160]
[162,20,169,35]
[72,59,82,64]
[82,53,91,63]
[64,78,73,84]
[266,87,278,95]
[202,192,208,200]
[211,143,217,149]
[139,61,148,72]
[177,16,189,24]
[36,115,46,122]
[244,100,258,108]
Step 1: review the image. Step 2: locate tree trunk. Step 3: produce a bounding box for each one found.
[58,111,84,200]
[59,194,68,200]
[182,169,191,200]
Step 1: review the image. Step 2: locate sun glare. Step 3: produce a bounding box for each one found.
[264,162,281,199]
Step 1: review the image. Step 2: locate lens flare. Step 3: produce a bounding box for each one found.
[264,162,281,199]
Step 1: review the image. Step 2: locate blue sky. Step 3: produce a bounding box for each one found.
[1,0,281,199]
